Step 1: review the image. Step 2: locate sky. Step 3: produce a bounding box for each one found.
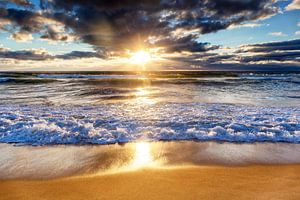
[0,0,299,71]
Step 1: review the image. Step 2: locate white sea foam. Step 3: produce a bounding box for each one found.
[0,103,299,145]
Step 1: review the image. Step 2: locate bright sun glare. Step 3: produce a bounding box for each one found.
[132,142,153,168]
[130,50,151,65]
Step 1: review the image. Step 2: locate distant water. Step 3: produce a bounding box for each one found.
[0,71,299,145]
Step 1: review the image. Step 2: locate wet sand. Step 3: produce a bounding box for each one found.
[1,165,300,200]
[1,142,300,199]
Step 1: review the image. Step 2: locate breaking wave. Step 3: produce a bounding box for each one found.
[0,103,299,145]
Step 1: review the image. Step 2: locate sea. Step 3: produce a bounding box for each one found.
[0,71,299,145]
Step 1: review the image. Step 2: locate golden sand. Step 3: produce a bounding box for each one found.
[1,165,300,200]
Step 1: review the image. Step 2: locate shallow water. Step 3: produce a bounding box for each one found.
[0,72,299,145]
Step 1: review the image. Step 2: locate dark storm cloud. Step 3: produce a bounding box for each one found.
[1,0,278,53]
[159,0,277,34]
[3,0,296,72]
[0,7,75,42]
[46,0,277,52]
[46,0,161,11]
[0,8,41,33]
[152,35,219,53]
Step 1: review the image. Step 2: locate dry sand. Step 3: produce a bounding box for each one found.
[1,165,300,200]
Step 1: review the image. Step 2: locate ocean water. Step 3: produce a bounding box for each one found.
[0,71,299,145]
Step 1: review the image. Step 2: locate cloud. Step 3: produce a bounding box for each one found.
[1,38,299,71]
[149,35,219,53]
[56,51,106,59]
[240,51,300,63]
[1,0,279,54]
[1,0,298,71]
[237,39,300,52]
[0,0,33,7]
[10,31,33,42]
[295,31,300,36]
[0,8,42,32]
[268,32,287,37]
[40,26,78,42]
[225,39,300,64]
[228,23,264,29]
[0,48,51,60]
[0,7,73,43]
[0,48,105,61]
[167,39,300,70]
[286,0,300,11]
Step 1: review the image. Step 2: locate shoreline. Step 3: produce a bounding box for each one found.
[1,141,300,199]
[1,141,300,180]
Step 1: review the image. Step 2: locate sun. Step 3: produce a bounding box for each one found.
[130,50,151,65]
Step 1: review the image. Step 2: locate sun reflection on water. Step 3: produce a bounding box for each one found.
[135,87,156,105]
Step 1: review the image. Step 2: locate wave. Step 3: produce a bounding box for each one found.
[286,95,300,99]
[0,103,299,145]
[79,88,135,96]
[0,73,299,88]
[37,74,144,79]
[0,77,58,84]
[0,78,10,83]
[67,76,300,87]
[240,74,300,81]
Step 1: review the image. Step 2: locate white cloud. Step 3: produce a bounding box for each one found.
[0,19,11,31]
[10,32,33,42]
[268,32,288,37]
[228,23,263,30]
[295,31,300,36]
[286,0,300,11]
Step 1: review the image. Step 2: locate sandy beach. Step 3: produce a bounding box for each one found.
[1,165,300,200]
[0,142,300,199]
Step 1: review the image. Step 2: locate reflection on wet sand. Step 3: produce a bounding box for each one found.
[131,142,154,168]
